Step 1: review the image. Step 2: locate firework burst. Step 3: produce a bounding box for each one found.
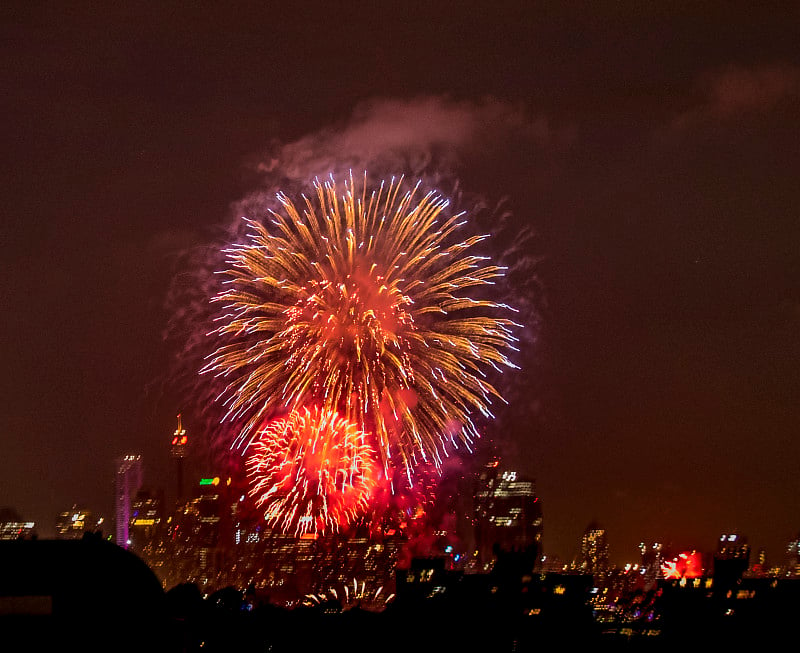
[246,406,377,535]
[303,577,395,612]
[204,172,519,478]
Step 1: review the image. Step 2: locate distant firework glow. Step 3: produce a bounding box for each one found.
[303,577,395,612]
[246,407,377,535]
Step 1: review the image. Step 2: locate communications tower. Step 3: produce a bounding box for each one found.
[171,413,189,504]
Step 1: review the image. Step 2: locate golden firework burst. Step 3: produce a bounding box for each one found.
[204,173,519,478]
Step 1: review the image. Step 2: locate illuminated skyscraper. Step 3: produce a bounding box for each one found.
[473,459,543,571]
[114,455,143,549]
[581,522,609,579]
[165,476,234,589]
[716,531,750,562]
[128,489,165,551]
[786,533,800,577]
[714,531,750,590]
[639,541,664,590]
[170,413,189,504]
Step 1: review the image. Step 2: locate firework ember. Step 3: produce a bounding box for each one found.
[246,407,377,535]
[205,172,519,478]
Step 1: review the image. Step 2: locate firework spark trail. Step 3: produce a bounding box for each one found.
[204,172,520,478]
[303,577,395,611]
[246,407,377,535]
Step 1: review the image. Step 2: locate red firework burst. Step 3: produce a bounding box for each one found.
[246,407,378,535]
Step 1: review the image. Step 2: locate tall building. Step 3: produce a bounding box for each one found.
[312,532,402,599]
[128,488,165,551]
[165,476,234,590]
[170,413,189,504]
[115,455,143,548]
[748,547,768,578]
[714,531,750,590]
[580,522,609,580]
[472,459,542,571]
[639,541,664,590]
[787,532,800,577]
[716,531,750,562]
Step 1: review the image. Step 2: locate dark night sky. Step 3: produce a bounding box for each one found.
[2,2,799,565]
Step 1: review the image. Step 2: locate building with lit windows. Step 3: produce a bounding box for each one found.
[714,532,750,591]
[716,532,750,562]
[55,506,102,539]
[313,533,401,599]
[472,459,542,571]
[114,454,143,548]
[161,476,236,590]
[0,507,35,540]
[746,547,769,577]
[580,522,609,580]
[640,541,664,590]
[787,533,800,577]
[128,489,165,551]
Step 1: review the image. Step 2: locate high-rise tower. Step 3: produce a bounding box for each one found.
[170,413,188,504]
[787,532,800,577]
[716,531,750,562]
[714,531,750,590]
[472,459,543,571]
[581,522,609,580]
[639,541,664,590]
[114,455,143,548]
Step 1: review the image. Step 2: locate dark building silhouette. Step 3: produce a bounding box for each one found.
[395,554,596,651]
[713,532,751,599]
[0,536,168,651]
[716,531,750,563]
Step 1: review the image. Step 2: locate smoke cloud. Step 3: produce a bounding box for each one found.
[252,95,556,185]
[670,64,800,131]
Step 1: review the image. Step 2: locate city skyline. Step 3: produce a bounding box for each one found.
[6,445,797,586]
[4,437,797,572]
[2,4,799,571]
